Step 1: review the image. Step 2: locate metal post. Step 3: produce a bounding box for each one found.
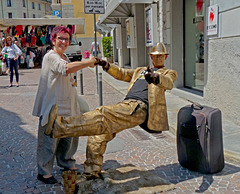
[98,73,103,106]
[94,13,99,94]
[79,69,84,95]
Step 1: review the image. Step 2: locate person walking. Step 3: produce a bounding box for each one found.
[44,42,178,179]
[90,41,101,57]
[1,36,22,87]
[32,26,97,184]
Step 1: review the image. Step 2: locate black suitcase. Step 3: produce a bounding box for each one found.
[177,103,224,174]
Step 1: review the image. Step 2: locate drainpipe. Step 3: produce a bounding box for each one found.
[27,0,29,18]
[1,0,4,18]
[159,0,163,42]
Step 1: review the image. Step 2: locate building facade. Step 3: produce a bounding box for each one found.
[0,0,51,18]
[98,0,240,126]
[51,0,102,53]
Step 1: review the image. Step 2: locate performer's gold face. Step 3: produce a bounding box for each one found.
[151,54,166,68]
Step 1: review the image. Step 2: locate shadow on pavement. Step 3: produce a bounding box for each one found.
[0,107,64,193]
[153,162,240,193]
[81,161,174,194]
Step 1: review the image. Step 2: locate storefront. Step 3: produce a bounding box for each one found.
[98,0,240,126]
[0,17,85,68]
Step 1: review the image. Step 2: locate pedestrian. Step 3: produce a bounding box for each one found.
[32,26,97,184]
[45,42,178,180]
[1,36,22,87]
[26,43,33,69]
[90,41,101,57]
[14,40,21,68]
[1,38,9,74]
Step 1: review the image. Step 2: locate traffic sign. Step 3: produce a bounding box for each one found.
[53,10,61,18]
[84,0,105,14]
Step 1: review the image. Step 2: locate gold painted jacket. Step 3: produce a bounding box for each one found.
[107,64,178,132]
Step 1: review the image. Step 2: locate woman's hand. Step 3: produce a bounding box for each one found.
[88,56,97,68]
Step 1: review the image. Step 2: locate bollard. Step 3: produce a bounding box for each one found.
[79,70,84,95]
[98,73,103,106]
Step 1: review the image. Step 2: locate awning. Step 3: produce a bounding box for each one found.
[96,22,113,35]
[99,0,154,24]
[0,18,85,33]
[0,18,84,26]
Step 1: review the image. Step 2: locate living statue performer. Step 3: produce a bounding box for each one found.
[45,42,178,179]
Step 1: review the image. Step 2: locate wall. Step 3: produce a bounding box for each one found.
[0,0,49,18]
[203,2,240,125]
[72,0,101,39]
[204,37,240,124]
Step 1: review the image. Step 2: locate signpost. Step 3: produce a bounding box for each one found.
[84,0,105,105]
[84,0,105,14]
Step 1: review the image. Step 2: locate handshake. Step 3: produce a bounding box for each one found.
[94,58,110,71]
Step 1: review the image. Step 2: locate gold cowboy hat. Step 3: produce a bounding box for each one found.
[148,42,169,55]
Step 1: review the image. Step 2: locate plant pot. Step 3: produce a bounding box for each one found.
[107,56,113,63]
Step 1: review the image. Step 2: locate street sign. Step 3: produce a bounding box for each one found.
[84,0,105,14]
[53,10,61,18]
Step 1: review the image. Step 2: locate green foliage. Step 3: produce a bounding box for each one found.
[102,36,113,57]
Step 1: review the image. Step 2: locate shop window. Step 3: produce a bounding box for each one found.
[184,0,205,91]
[8,12,12,18]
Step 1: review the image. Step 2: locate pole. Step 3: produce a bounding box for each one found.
[94,13,99,94]
[79,69,84,95]
[1,0,4,18]
[98,73,103,106]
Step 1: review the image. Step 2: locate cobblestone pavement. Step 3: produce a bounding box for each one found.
[0,68,240,193]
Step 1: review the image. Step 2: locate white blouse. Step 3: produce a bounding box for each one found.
[32,49,80,127]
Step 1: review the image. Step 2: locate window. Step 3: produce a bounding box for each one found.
[23,12,26,18]
[33,14,36,18]
[184,0,205,91]
[22,0,26,7]
[32,2,35,9]
[57,0,61,4]
[38,4,41,10]
[7,0,12,7]
[8,12,12,18]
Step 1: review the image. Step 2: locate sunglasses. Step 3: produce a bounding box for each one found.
[57,36,70,43]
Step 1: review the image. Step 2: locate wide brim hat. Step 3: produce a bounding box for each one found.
[148,42,169,55]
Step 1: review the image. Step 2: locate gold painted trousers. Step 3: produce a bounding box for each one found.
[53,99,147,176]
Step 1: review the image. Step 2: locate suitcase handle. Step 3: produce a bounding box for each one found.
[191,102,203,110]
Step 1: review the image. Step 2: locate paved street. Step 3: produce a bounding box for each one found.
[0,67,240,193]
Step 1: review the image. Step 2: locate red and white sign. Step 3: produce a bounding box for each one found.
[207,5,218,36]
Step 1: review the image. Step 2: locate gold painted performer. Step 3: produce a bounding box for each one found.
[45,42,178,180]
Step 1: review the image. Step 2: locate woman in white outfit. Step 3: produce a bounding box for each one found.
[32,26,96,184]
